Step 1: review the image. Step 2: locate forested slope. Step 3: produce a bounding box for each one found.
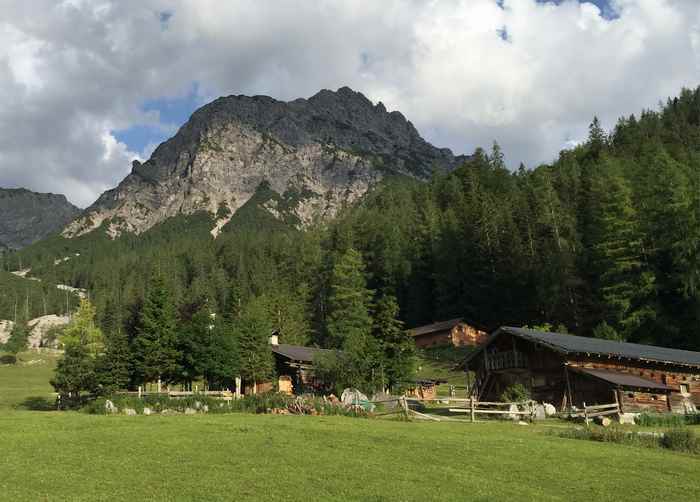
[5,87,700,351]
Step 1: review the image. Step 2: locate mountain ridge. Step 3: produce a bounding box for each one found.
[63,87,467,239]
[0,188,81,250]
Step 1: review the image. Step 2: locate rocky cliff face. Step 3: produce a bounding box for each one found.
[64,87,466,239]
[0,188,81,249]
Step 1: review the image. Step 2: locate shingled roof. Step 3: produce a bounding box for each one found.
[409,318,464,337]
[468,326,700,368]
[271,343,336,363]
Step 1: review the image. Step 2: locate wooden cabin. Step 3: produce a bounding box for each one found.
[270,340,337,395]
[464,327,700,414]
[409,318,488,349]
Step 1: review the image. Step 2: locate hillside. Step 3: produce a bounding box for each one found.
[0,188,80,249]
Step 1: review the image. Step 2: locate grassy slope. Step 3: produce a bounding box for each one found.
[1,354,700,501]
[0,350,59,410]
[416,346,473,396]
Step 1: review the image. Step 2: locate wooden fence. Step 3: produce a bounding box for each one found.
[369,396,536,422]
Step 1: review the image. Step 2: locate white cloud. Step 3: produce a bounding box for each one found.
[0,0,699,207]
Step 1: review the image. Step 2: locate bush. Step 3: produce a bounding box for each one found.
[500,383,530,403]
[556,426,699,455]
[660,429,699,454]
[0,354,17,365]
[636,412,700,427]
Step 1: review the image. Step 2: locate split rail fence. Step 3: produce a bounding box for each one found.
[369,396,537,422]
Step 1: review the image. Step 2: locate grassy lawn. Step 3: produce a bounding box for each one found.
[0,350,59,410]
[1,352,699,501]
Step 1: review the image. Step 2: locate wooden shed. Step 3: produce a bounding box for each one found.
[464,327,700,414]
[271,342,338,395]
[408,318,488,349]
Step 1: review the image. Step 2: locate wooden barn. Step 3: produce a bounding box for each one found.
[464,327,700,414]
[408,318,488,349]
[270,337,337,395]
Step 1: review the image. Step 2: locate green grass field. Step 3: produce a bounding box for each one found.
[1,352,700,501]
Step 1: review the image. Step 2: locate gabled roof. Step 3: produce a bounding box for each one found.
[409,318,464,337]
[570,367,673,391]
[467,326,700,369]
[271,343,336,363]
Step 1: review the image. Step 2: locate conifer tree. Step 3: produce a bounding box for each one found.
[590,168,655,338]
[325,248,374,350]
[132,271,180,386]
[372,293,416,391]
[233,295,274,390]
[51,298,104,404]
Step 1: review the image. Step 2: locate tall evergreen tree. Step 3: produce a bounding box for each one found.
[372,293,416,391]
[233,295,274,390]
[132,270,180,386]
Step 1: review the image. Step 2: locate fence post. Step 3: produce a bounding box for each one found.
[470,397,475,423]
[401,396,410,419]
[583,401,589,427]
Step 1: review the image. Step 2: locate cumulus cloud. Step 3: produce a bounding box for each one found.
[0,0,699,207]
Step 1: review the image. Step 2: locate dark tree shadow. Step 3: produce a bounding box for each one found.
[17,396,56,411]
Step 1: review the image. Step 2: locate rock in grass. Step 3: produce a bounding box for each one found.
[618,413,636,425]
[595,416,612,427]
[543,403,557,417]
[185,408,197,415]
[124,408,137,416]
[143,408,153,416]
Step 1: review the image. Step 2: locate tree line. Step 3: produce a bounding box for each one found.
[7,85,700,370]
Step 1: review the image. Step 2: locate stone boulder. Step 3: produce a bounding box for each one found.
[506,403,520,421]
[595,416,612,427]
[143,407,153,416]
[532,404,547,421]
[618,413,636,425]
[124,408,137,416]
[184,407,197,415]
[543,403,557,417]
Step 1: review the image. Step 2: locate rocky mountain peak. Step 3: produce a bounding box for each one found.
[0,188,81,249]
[63,87,467,239]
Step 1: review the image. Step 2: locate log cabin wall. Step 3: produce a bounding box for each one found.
[451,324,488,347]
[566,357,700,412]
[413,329,452,348]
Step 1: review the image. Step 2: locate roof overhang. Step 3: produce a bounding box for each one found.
[569,366,674,392]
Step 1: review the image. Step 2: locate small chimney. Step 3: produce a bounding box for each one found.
[269,334,279,346]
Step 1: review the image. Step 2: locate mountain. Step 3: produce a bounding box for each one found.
[0,188,81,249]
[63,87,466,239]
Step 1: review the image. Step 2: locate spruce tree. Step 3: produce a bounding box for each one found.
[325,248,374,349]
[372,294,416,391]
[133,271,180,386]
[325,248,379,392]
[233,295,274,390]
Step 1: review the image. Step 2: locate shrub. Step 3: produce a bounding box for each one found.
[500,383,530,403]
[0,354,17,365]
[636,412,700,427]
[660,429,699,454]
[556,426,699,455]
